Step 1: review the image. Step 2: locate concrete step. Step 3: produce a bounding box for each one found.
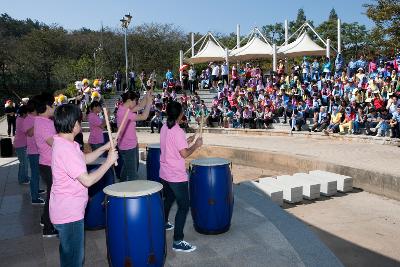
[259,177,303,203]
[293,173,337,196]
[309,170,353,193]
[276,175,321,200]
[240,181,283,206]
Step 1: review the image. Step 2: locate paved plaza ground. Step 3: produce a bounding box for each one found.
[0,120,400,266]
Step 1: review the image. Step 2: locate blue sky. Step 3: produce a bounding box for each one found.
[1,0,374,33]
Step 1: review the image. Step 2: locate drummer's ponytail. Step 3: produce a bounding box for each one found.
[166,101,182,129]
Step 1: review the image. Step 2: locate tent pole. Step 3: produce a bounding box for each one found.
[179,50,183,84]
[191,32,195,57]
[273,44,277,71]
[225,48,230,81]
[184,32,207,55]
[284,19,288,45]
[337,18,341,54]
[326,39,331,58]
[237,24,240,48]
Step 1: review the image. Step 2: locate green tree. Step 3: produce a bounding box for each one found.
[261,23,284,45]
[364,0,400,54]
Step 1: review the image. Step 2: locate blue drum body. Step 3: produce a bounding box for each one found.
[105,182,165,267]
[85,162,115,230]
[146,144,161,182]
[189,158,234,234]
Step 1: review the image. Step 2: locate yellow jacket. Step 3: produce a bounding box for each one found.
[331,112,342,124]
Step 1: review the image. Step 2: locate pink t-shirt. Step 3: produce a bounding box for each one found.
[117,105,138,150]
[88,112,104,144]
[159,123,188,182]
[23,114,38,155]
[13,117,27,148]
[50,135,88,224]
[34,116,56,166]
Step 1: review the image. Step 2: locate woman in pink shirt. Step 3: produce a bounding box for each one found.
[34,92,58,238]
[87,101,106,151]
[23,98,45,205]
[160,101,202,252]
[50,104,118,267]
[14,105,30,184]
[117,90,152,181]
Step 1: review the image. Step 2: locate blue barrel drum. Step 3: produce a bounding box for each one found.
[85,158,115,230]
[104,180,165,267]
[189,157,234,234]
[146,144,161,182]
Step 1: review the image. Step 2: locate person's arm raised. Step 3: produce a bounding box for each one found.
[136,93,153,121]
[179,137,202,159]
[77,148,118,187]
[85,141,113,164]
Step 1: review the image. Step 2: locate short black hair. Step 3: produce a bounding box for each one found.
[121,90,140,103]
[54,104,82,134]
[26,98,36,113]
[36,92,54,114]
[87,100,102,114]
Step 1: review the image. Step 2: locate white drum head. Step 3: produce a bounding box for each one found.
[104,180,163,197]
[147,143,160,149]
[191,157,231,166]
[87,157,107,166]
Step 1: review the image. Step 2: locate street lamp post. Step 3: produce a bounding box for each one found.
[120,13,132,90]
[93,45,102,78]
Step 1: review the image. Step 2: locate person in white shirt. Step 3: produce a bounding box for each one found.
[221,62,229,86]
[210,62,220,89]
[188,66,197,94]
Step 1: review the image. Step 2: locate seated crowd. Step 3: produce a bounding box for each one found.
[164,55,400,137]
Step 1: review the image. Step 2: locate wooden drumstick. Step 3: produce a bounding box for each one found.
[103,107,118,166]
[199,111,204,138]
[114,109,130,142]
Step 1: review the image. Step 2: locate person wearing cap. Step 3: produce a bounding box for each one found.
[339,107,355,134]
[390,104,400,138]
[324,106,342,135]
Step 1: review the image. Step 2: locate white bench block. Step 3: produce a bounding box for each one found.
[293,173,337,196]
[259,177,303,203]
[240,181,283,206]
[277,175,321,200]
[309,170,353,192]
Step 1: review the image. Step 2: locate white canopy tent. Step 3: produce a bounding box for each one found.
[184,33,227,64]
[278,31,326,58]
[230,28,274,61]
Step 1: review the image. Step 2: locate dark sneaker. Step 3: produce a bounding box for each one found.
[165,222,174,231]
[43,228,58,238]
[40,217,44,227]
[172,240,196,252]
[31,197,45,206]
[21,180,30,185]
[38,189,46,194]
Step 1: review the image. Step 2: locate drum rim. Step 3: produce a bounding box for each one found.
[147,143,161,148]
[190,157,231,166]
[103,180,163,197]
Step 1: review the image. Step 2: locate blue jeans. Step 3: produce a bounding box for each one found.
[15,146,29,183]
[119,146,139,181]
[28,154,40,200]
[54,219,84,267]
